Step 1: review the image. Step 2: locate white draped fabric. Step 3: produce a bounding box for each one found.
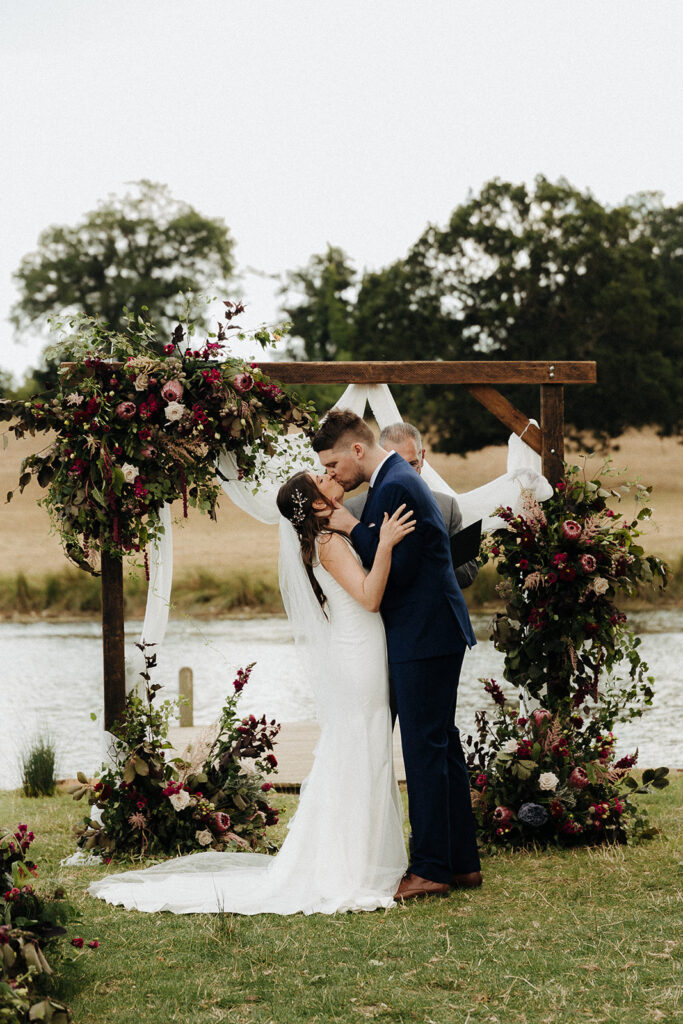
[121,382,552,700]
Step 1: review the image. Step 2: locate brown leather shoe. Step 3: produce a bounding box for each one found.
[395,873,450,900]
[451,871,483,889]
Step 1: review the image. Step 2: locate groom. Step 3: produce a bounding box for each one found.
[312,410,482,899]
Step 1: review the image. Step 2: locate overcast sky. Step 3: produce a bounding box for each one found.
[2,0,682,379]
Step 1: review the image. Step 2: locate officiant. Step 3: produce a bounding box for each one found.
[344,422,480,589]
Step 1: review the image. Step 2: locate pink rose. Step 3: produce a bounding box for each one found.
[161,380,184,402]
[233,372,254,394]
[561,520,582,541]
[115,401,136,420]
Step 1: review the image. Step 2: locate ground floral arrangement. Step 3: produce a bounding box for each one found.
[0,823,88,1023]
[70,652,281,859]
[466,463,669,848]
[1,302,314,573]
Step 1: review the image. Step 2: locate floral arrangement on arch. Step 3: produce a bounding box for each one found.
[1,302,315,574]
[466,462,669,848]
[70,651,281,859]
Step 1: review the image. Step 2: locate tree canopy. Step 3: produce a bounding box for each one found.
[10,181,236,391]
[283,177,682,452]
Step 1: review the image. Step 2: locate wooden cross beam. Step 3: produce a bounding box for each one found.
[252,360,595,484]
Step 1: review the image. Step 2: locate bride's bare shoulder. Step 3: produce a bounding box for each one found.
[317,532,351,562]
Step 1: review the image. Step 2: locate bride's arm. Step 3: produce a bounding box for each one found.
[318,506,414,613]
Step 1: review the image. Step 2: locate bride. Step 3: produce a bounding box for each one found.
[88,470,414,915]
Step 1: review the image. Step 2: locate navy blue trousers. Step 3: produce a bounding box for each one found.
[390,650,481,884]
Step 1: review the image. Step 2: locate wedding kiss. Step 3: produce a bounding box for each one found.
[89,409,481,914]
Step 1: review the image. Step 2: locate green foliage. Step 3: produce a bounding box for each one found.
[0,825,74,1022]
[20,739,56,799]
[11,181,235,343]
[465,463,669,848]
[2,305,315,570]
[71,657,280,859]
[484,462,667,709]
[283,177,683,451]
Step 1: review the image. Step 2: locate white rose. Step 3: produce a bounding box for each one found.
[538,772,559,791]
[195,829,213,847]
[121,462,139,484]
[501,739,519,754]
[592,577,609,595]
[164,400,186,422]
[169,790,190,812]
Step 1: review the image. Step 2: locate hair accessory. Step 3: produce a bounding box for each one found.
[291,488,308,527]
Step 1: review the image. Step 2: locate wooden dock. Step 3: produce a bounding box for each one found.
[168,721,407,791]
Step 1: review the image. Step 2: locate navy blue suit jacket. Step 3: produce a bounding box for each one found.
[350,454,476,663]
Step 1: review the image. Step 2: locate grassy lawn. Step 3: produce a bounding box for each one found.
[1,778,681,1024]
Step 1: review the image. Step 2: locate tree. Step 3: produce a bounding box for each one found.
[279,245,358,411]
[284,178,682,452]
[11,181,236,385]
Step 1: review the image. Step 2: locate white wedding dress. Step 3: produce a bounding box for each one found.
[88,543,408,915]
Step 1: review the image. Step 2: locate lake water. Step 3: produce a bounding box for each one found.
[1,610,681,790]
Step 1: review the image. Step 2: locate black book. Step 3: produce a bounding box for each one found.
[450,519,482,568]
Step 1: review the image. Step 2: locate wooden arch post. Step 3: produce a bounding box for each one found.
[94,358,595,732]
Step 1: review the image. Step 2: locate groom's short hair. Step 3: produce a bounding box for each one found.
[312,408,375,452]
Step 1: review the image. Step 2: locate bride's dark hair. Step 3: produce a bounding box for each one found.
[277,471,340,612]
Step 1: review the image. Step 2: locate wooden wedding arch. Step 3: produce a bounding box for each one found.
[99,359,596,731]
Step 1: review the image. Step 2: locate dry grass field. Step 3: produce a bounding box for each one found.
[1,426,680,582]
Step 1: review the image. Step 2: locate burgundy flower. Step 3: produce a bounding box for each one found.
[568,767,590,790]
[474,773,487,789]
[261,782,273,792]
[71,937,85,949]
[518,558,529,570]
[88,940,100,949]
[115,401,136,420]
[580,553,597,573]
[233,372,254,394]
[561,520,582,541]
[212,812,231,834]
[546,571,558,584]
[552,552,568,568]
[493,806,514,826]
[549,799,564,818]
[584,622,599,637]
[265,754,278,768]
[559,566,577,582]
[163,343,175,355]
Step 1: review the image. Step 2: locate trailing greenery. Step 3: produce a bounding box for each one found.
[20,738,57,799]
[2,303,314,573]
[0,780,680,1024]
[465,464,670,848]
[70,656,280,860]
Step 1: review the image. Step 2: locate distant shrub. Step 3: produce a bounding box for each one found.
[21,737,57,798]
